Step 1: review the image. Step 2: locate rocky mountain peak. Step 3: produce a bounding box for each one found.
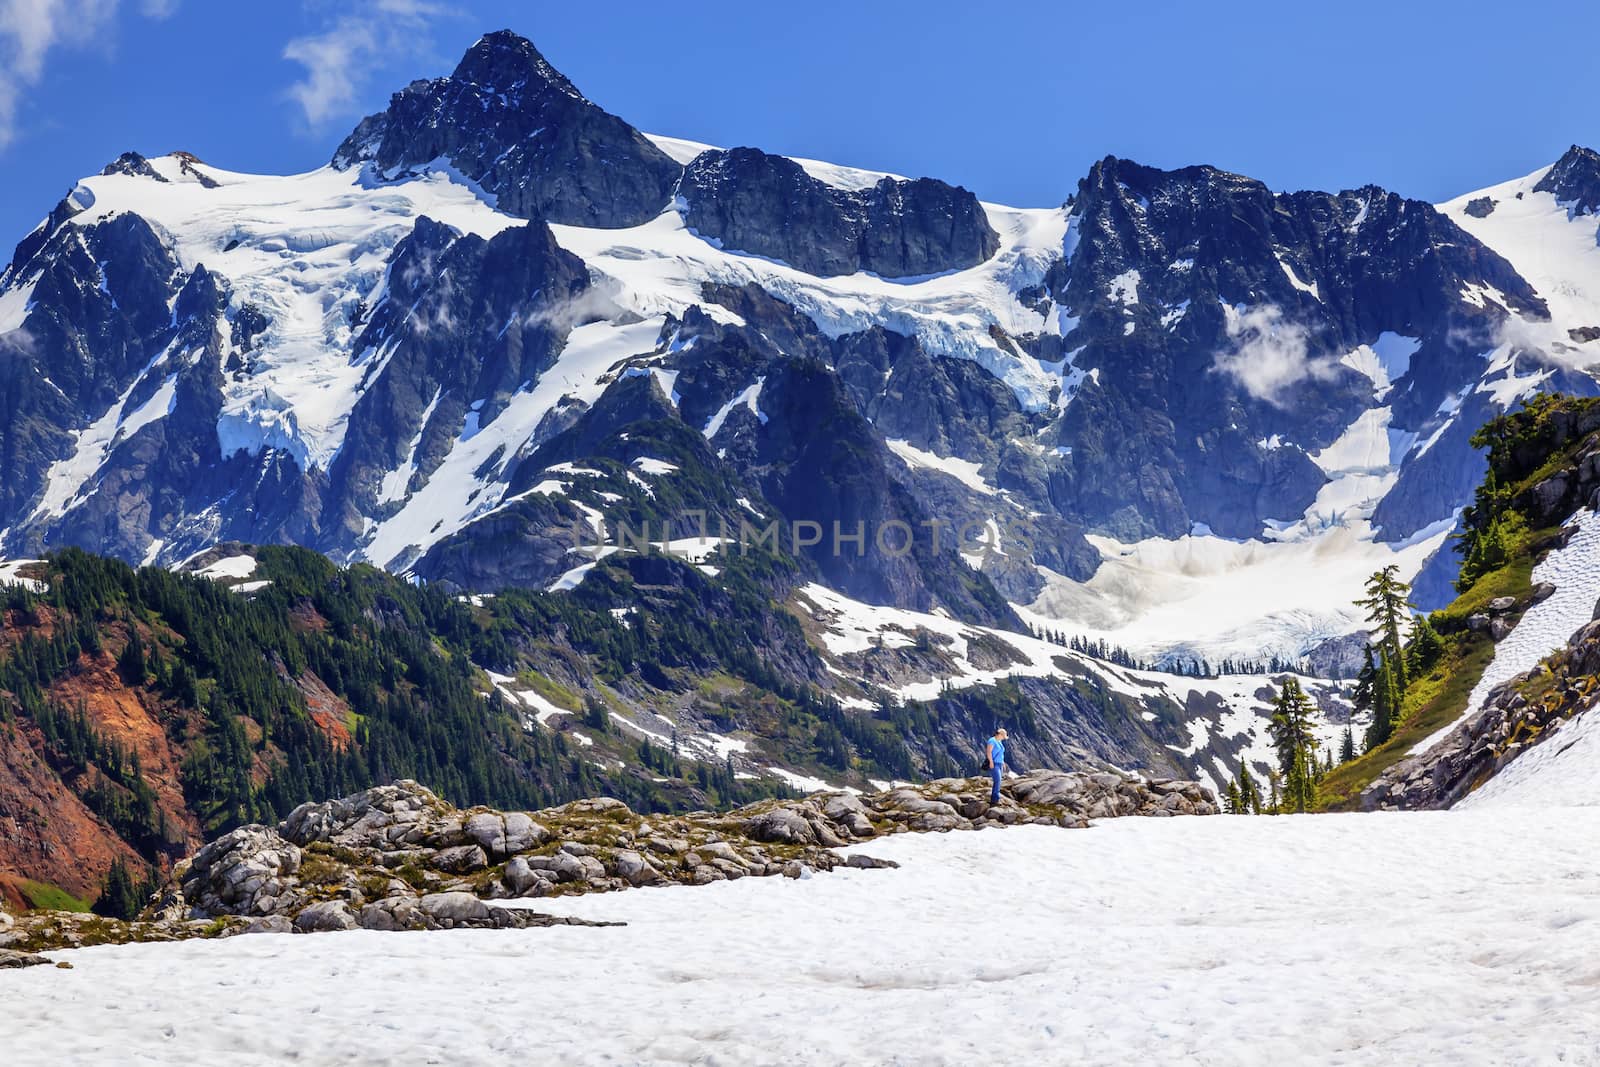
[449,29,583,104]
[331,30,680,227]
[1534,144,1600,216]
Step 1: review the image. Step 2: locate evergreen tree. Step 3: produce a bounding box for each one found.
[1365,651,1404,750]
[1225,779,1242,814]
[94,856,149,920]
[117,628,146,686]
[1351,645,1376,722]
[1265,679,1319,812]
[1406,613,1444,676]
[1339,725,1355,764]
[1357,565,1413,692]
[1266,678,1318,779]
[1237,763,1262,815]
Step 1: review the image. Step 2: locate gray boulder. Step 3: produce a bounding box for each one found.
[433,844,489,874]
[294,901,358,933]
[420,892,491,925]
[360,899,428,932]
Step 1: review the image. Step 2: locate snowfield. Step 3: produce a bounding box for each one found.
[6,811,1600,1065]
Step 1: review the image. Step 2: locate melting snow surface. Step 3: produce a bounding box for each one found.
[194,554,257,581]
[0,559,45,593]
[9,813,1600,1064]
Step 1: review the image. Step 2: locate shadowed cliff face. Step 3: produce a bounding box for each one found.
[1045,156,1546,541]
[679,147,1000,278]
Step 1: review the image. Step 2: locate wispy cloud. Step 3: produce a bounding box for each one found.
[0,0,180,150]
[283,0,450,130]
[0,0,115,150]
[1213,304,1340,406]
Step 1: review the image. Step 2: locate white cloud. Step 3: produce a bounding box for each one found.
[1212,304,1339,406]
[0,0,176,150]
[0,0,115,149]
[283,0,450,130]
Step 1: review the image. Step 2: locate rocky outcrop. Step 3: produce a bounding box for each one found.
[679,147,999,278]
[141,772,1212,937]
[333,31,680,227]
[1362,612,1600,811]
[1533,144,1600,217]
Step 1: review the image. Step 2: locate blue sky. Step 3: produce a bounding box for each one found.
[1,0,1595,245]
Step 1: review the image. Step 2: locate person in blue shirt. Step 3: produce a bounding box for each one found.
[985,728,1007,804]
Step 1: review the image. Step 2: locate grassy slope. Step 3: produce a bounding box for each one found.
[1318,396,1600,810]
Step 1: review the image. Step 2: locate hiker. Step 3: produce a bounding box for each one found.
[985,728,1007,803]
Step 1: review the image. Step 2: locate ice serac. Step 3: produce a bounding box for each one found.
[333,30,681,227]
[678,146,1000,278]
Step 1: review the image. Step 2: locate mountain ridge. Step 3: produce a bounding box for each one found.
[1,28,1597,682]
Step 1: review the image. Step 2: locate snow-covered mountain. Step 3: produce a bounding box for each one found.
[1,31,1597,777]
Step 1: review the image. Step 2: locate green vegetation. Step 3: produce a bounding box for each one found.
[1225,678,1320,814]
[19,879,91,913]
[1356,565,1416,749]
[1316,394,1600,809]
[94,857,163,921]
[1268,679,1320,812]
[0,545,813,881]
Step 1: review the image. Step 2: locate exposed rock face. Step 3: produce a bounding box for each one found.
[679,147,999,278]
[0,211,192,530]
[1052,155,1546,542]
[1533,145,1600,217]
[179,825,305,919]
[333,30,680,227]
[1303,632,1369,680]
[324,215,599,564]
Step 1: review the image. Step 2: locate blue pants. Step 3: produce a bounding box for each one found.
[990,763,1002,803]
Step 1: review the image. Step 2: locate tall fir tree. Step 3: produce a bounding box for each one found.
[1358,566,1413,692]
[1237,763,1262,815]
[1365,650,1405,750]
[1266,679,1320,812]
[1267,678,1319,778]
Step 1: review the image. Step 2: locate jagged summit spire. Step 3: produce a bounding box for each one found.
[449,29,582,103]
